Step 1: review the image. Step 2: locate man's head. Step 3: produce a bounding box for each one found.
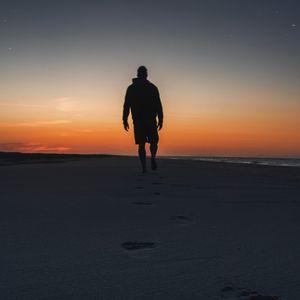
[137,66,148,79]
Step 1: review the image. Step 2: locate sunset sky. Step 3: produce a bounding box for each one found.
[0,0,299,156]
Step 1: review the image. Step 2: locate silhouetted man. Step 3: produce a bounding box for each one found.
[123,66,163,173]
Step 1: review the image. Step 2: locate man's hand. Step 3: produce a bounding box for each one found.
[157,120,163,131]
[123,121,129,131]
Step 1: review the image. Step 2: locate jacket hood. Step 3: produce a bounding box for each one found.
[132,77,149,84]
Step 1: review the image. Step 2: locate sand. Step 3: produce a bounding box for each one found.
[1,155,300,299]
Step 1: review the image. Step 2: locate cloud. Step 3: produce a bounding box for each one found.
[56,97,77,112]
[0,120,71,128]
[0,142,25,152]
[0,102,46,108]
[0,142,71,153]
[55,97,90,114]
[19,120,72,127]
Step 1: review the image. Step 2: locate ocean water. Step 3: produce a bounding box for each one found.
[166,156,300,168]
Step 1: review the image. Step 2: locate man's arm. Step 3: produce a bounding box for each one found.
[155,87,163,130]
[123,87,131,131]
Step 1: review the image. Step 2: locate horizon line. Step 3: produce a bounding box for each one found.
[0,151,299,159]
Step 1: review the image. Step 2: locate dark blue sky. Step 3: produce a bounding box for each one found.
[1,0,299,81]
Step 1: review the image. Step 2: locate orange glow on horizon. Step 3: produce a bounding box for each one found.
[1,111,299,157]
[1,74,299,157]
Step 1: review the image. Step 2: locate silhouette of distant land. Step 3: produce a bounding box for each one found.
[0,151,115,166]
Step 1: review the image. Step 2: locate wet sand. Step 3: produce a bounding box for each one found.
[1,155,300,299]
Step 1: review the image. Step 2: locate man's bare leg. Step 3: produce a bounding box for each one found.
[150,143,158,170]
[138,143,146,173]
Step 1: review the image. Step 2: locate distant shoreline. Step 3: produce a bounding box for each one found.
[165,156,300,168]
[0,151,118,166]
[0,151,299,168]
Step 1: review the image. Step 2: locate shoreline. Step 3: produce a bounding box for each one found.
[0,151,299,168]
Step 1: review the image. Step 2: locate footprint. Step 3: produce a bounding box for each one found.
[221,286,257,299]
[133,201,153,206]
[222,286,235,292]
[221,286,236,298]
[152,182,163,185]
[221,286,280,300]
[121,241,155,251]
[170,215,192,225]
[238,289,257,297]
[248,296,281,300]
[221,286,235,299]
[171,183,188,188]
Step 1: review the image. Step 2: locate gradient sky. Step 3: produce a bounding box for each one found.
[0,0,299,156]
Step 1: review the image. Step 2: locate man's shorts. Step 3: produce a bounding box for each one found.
[133,120,159,145]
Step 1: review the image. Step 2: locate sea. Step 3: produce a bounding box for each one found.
[166,156,300,168]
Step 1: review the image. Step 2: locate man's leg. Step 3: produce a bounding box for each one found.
[138,143,146,173]
[150,143,158,170]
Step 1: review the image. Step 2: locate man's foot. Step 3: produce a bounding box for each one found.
[151,157,157,170]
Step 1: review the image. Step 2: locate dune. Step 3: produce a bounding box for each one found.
[0,155,299,299]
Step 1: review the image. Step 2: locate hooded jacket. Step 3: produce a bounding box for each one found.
[123,78,163,123]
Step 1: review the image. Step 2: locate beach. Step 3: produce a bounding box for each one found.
[1,155,300,300]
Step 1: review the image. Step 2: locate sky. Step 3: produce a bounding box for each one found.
[0,0,299,157]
